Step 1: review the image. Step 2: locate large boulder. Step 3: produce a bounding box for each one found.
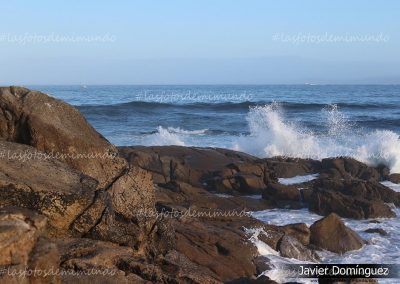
[0,86,127,188]
[310,213,364,253]
[174,217,258,281]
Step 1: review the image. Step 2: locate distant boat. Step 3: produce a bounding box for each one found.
[81,85,88,89]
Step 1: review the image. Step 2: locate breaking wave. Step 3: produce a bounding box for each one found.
[234,103,400,173]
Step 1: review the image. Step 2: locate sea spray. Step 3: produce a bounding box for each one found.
[234,102,321,159]
[234,103,400,173]
[142,126,185,146]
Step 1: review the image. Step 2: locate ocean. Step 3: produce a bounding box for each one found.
[33,84,400,173]
[33,85,400,282]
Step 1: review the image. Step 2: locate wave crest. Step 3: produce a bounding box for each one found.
[234,103,400,173]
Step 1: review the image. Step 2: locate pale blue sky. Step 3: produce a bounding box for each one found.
[0,0,399,84]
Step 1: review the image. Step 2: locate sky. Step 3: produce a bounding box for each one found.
[0,0,399,84]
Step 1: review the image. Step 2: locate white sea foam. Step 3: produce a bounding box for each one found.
[278,174,319,185]
[141,126,208,146]
[166,127,208,135]
[142,126,185,146]
[380,181,400,192]
[234,103,400,173]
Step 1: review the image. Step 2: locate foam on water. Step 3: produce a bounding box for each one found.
[278,174,319,185]
[250,208,400,283]
[141,126,185,146]
[234,103,400,173]
[380,181,400,192]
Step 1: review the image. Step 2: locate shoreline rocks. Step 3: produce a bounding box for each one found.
[0,86,396,283]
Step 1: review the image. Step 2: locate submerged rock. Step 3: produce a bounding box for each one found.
[364,228,389,236]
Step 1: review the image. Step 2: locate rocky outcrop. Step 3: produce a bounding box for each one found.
[0,86,126,188]
[307,177,398,219]
[261,183,302,208]
[1,86,398,283]
[320,157,388,181]
[119,145,277,195]
[310,213,364,253]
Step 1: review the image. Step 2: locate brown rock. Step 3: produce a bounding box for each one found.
[312,178,400,206]
[280,223,310,246]
[56,237,220,284]
[28,237,61,284]
[0,86,127,188]
[0,207,47,266]
[0,207,61,284]
[119,146,277,195]
[0,141,98,233]
[262,157,321,178]
[173,216,281,282]
[262,183,302,208]
[278,235,319,262]
[320,157,386,181]
[308,189,395,219]
[310,213,364,253]
[389,173,400,184]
